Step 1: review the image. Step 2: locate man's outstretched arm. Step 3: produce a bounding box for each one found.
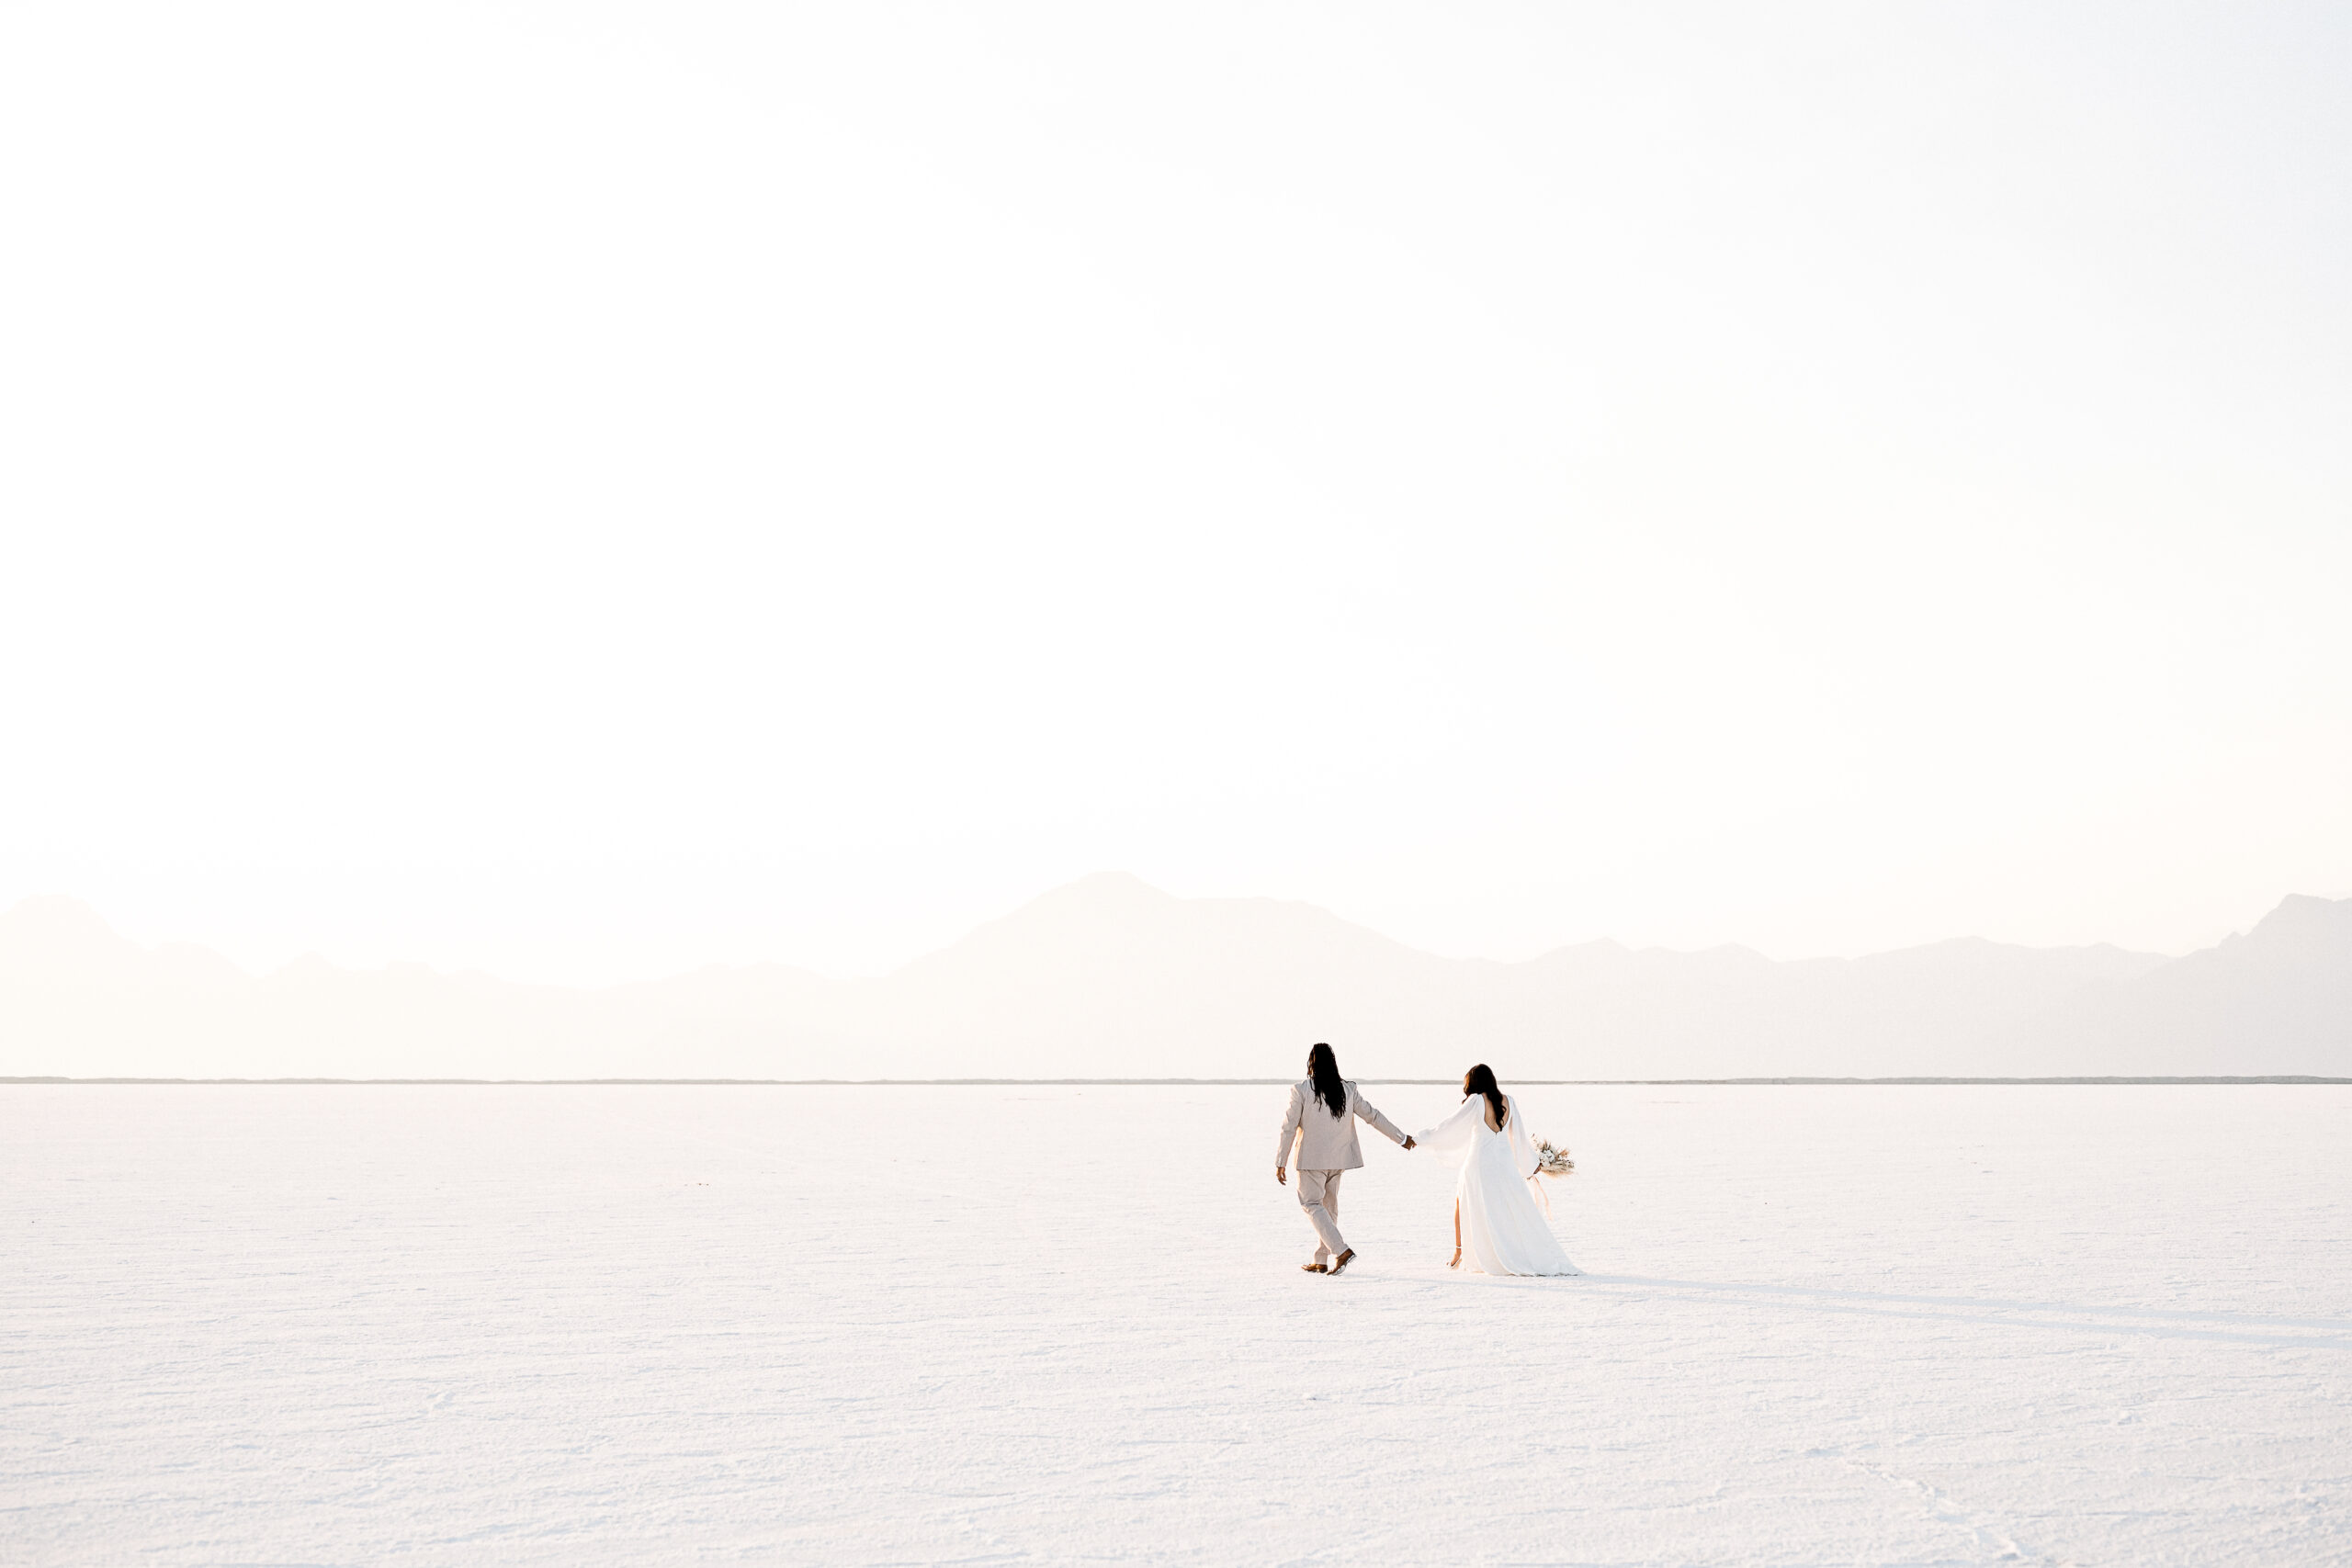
[1355,1093,1416,1149]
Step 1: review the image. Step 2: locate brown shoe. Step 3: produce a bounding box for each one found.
[1328,1248,1355,1277]
[1300,1263,1328,1273]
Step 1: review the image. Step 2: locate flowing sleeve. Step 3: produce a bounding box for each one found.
[1414,1098,1482,1167]
[1506,1094,1542,1179]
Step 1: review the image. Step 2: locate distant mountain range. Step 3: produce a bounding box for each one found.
[2,874,2346,1078]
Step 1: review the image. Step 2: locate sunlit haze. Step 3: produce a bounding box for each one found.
[4,2,2347,984]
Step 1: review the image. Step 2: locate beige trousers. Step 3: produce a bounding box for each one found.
[1296,1168,1348,1262]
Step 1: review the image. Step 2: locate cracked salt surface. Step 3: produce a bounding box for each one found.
[3,1083,2346,1564]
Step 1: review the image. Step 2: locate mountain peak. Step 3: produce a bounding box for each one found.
[0,895,141,976]
[1014,872,1180,917]
[1057,870,1172,897]
[2253,893,2352,932]
[2237,894,2352,957]
[1,893,119,937]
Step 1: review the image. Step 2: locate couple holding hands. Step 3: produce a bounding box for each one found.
[1275,1042,1579,1279]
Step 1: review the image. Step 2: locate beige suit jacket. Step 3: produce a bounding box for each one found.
[1276,1078,1408,1172]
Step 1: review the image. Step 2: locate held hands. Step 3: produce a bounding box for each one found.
[1403,1136,1417,1150]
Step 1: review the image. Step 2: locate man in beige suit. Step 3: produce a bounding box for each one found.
[1276,1042,1415,1276]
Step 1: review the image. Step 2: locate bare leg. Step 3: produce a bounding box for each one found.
[1450,1200,1462,1269]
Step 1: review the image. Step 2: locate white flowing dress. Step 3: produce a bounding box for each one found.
[1416,1094,1580,1278]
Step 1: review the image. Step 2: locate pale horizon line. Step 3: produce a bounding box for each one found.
[6,1077,2348,1089]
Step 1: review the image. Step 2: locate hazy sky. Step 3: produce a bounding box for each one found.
[4,2,2348,983]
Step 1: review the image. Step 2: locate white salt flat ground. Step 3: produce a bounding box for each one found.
[3,1084,2347,1566]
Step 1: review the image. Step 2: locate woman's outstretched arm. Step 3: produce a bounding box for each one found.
[1415,1098,1482,1161]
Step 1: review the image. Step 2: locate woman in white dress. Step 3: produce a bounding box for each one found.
[1415,1065,1580,1277]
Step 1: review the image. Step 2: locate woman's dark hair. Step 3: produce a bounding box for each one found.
[1306,1042,1348,1119]
[1464,1063,1506,1128]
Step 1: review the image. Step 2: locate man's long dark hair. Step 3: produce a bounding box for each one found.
[1464,1063,1506,1129]
[1306,1042,1348,1119]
